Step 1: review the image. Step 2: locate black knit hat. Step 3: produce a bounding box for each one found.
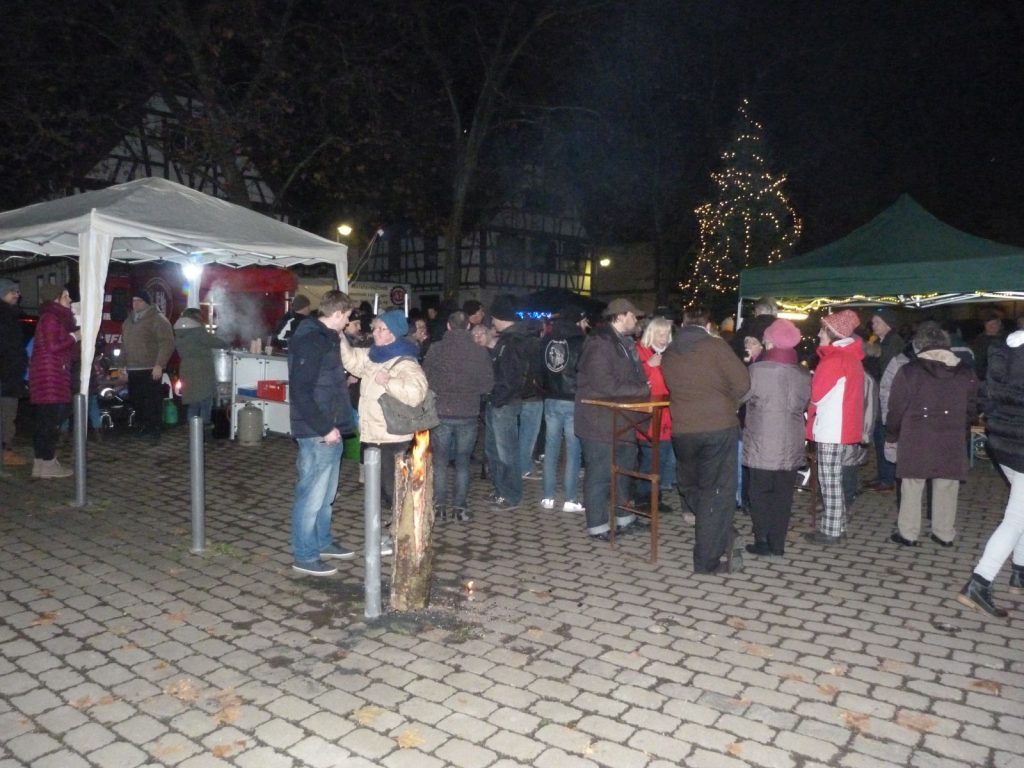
[490,294,518,322]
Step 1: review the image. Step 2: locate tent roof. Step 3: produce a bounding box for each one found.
[739,194,1024,301]
[0,176,346,271]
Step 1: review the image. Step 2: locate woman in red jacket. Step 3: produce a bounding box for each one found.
[635,316,675,511]
[804,309,865,544]
[28,285,80,478]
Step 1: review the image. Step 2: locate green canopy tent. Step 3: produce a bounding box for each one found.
[739,195,1024,310]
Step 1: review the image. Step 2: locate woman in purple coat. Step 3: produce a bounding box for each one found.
[28,285,80,478]
[886,323,978,547]
[742,319,811,556]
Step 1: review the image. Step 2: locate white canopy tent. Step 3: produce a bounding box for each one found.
[0,177,347,503]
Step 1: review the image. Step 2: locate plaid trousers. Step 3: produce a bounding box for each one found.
[817,442,855,537]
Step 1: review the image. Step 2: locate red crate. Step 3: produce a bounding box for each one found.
[256,380,288,401]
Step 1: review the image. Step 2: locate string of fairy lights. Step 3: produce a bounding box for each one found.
[681,99,802,306]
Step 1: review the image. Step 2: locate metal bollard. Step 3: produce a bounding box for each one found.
[363,446,382,619]
[189,416,206,553]
[0,382,6,478]
[73,394,87,507]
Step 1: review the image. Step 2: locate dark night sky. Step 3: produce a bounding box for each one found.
[680,0,1024,249]
[1,0,1023,254]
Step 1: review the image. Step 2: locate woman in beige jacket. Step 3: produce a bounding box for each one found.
[340,310,428,511]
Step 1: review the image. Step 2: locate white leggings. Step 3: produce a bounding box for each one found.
[974,466,1024,582]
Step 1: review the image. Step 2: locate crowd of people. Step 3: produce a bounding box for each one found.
[413,294,1024,618]
[3,275,1023,617]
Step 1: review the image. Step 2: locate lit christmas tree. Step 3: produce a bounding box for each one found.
[681,98,801,310]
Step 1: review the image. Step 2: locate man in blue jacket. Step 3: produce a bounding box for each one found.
[289,290,357,576]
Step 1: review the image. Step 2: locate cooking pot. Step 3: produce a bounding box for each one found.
[213,349,232,385]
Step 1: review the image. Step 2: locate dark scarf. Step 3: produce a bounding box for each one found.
[368,338,419,363]
[761,347,798,365]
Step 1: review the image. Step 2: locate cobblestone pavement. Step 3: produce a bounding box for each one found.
[1,428,1022,768]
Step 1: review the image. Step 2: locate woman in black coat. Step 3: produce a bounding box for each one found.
[957,330,1024,617]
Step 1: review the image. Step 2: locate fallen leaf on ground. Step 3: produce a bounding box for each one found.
[727,742,743,756]
[782,673,807,683]
[970,679,1001,694]
[396,728,425,748]
[841,710,870,732]
[818,684,838,697]
[897,711,938,733]
[165,679,201,703]
[151,742,184,759]
[209,689,242,724]
[727,618,747,630]
[31,611,58,626]
[741,643,773,658]
[828,665,848,677]
[353,706,383,725]
[164,611,188,623]
[211,740,246,758]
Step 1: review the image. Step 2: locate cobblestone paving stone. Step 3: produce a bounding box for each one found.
[1,429,1023,767]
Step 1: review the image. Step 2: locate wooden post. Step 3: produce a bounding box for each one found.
[390,432,435,611]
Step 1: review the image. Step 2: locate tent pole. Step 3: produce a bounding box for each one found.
[73,394,87,506]
[735,294,744,331]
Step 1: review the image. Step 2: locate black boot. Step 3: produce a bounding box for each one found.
[957,575,1008,618]
[746,541,772,556]
[1010,564,1024,595]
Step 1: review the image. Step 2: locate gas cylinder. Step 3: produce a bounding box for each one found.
[162,398,179,426]
[237,403,264,445]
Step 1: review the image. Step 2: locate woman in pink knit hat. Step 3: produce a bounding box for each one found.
[804,309,865,544]
[742,319,811,556]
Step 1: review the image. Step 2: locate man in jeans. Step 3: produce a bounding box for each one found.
[289,291,358,576]
[540,306,589,512]
[575,298,650,540]
[424,310,494,522]
[487,294,535,510]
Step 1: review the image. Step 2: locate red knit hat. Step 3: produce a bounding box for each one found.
[763,318,802,349]
[821,309,860,339]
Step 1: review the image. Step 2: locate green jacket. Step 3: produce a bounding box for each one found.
[173,320,228,404]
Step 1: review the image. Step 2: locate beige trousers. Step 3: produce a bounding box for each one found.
[897,477,959,543]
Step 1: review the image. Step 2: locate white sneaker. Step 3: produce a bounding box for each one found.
[540,498,555,510]
[562,500,585,512]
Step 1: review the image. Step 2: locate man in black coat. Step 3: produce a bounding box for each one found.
[0,278,29,465]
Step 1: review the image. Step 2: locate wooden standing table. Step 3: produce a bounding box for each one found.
[581,399,671,562]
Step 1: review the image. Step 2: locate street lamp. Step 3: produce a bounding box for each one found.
[337,224,353,239]
[182,260,204,309]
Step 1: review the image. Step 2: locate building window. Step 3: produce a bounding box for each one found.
[423,236,439,269]
[387,234,402,274]
[496,234,525,269]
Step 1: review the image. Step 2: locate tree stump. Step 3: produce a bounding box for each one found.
[390,432,435,611]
